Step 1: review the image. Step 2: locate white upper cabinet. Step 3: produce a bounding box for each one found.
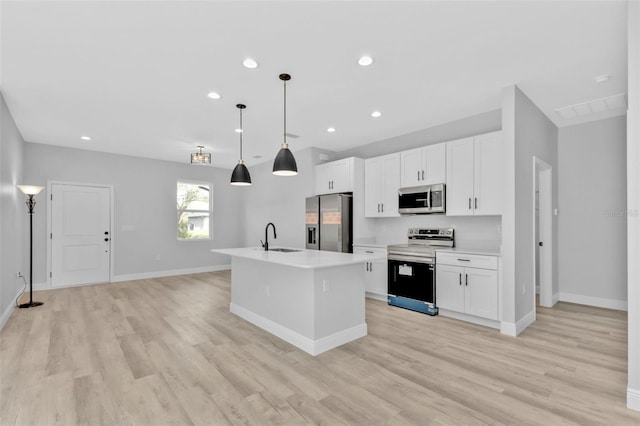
[473,131,505,215]
[315,157,354,195]
[400,143,446,188]
[365,153,400,217]
[446,131,504,216]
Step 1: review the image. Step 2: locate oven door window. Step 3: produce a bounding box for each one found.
[388,259,434,304]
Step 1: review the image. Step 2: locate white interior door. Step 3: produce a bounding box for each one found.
[51,184,111,287]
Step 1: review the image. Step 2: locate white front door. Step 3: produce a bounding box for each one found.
[51,184,111,287]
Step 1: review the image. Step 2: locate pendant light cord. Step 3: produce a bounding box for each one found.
[283,79,287,144]
[239,107,243,160]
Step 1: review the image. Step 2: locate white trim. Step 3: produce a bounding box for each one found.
[533,157,553,308]
[501,310,536,336]
[47,181,115,290]
[365,292,387,302]
[438,308,500,330]
[559,292,627,311]
[230,302,367,356]
[111,265,230,283]
[552,292,559,306]
[628,388,640,412]
[29,266,230,289]
[0,287,24,331]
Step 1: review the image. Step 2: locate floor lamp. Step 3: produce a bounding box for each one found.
[17,185,44,309]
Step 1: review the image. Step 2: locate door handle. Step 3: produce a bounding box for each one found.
[459,273,462,285]
[381,203,384,213]
[417,170,420,181]
[370,263,373,271]
[465,274,468,286]
[377,203,380,212]
[539,242,543,246]
[422,170,424,181]
[104,238,110,242]
[469,198,472,210]
[104,231,109,235]
[475,197,478,209]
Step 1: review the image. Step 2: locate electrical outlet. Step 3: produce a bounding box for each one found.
[16,272,23,278]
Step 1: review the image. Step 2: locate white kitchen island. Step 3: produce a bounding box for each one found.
[211,247,371,356]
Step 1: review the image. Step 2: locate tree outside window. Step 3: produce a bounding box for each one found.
[177,181,211,240]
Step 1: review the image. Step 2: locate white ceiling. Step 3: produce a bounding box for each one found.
[1,0,628,169]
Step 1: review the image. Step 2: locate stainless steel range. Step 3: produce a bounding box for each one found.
[387,228,454,315]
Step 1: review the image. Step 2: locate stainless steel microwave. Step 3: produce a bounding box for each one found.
[398,184,446,214]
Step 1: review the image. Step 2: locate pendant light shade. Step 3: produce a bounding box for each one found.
[273,73,298,176]
[231,104,252,186]
[191,145,211,165]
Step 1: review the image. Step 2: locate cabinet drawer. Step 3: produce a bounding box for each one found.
[353,246,387,259]
[436,253,497,270]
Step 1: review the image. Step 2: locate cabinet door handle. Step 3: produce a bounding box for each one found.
[469,197,472,210]
[377,203,380,213]
[475,197,478,209]
[459,273,462,285]
[417,170,420,181]
[366,250,374,254]
[422,170,424,181]
[457,258,471,262]
[465,273,468,286]
[370,263,373,272]
[381,203,384,213]
[366,262,370,272]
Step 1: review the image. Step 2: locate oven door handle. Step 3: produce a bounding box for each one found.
[388,254,434,264]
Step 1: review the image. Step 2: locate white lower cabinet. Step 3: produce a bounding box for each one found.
[353,246,387,299]
[436,253,499,321]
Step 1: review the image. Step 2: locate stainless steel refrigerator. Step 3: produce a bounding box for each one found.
[305,194,352,253]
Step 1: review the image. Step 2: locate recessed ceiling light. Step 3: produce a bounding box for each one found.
[371,111,382,118]
[594,74,611,83]
[242,58,258,69]
[207,91,221,99]
[358,55,374,67]
[327,127,336,133]
[80,136,91,141]
[235,128,243,133]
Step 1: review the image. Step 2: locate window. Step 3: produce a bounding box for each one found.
[177,181,212,240]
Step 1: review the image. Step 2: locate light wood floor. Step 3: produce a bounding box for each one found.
[2,271,639,425]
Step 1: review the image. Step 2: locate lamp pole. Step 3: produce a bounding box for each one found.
[17,186,44,309]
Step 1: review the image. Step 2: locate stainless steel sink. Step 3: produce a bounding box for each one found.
[268,248,301,253]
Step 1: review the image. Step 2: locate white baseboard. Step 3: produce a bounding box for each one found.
[0,287,25,332]
[500,311,536,337]
[628,388,640,412]
[230,302,367,356]
[552,292,560,306]
[500,321,517,336]
[365,292,387,302]
[28,265,231,291]
[438,309,500,330]
[109,264,231,283]
[559,292,627,311]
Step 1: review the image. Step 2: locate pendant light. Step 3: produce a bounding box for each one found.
[273,73,298,176]
[230,104,252,186]
[191,145,211,165]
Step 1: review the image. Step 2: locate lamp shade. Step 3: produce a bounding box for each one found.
[273,143,298,176]
[230,161,252,186]
[17,185,44,195]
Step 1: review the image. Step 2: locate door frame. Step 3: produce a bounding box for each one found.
[46,181,115,289]
[532,157,554,309]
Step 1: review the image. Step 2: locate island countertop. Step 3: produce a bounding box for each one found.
[211,247,374,269]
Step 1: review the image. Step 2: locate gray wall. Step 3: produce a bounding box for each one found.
[241,147,332,249]
[558,116,627,305]
[502,85,559,326]
[23,142,244,283]
[0,92,25,323]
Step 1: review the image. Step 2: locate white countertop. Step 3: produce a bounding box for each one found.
[211,247,372,269]
[435,247,502,256]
